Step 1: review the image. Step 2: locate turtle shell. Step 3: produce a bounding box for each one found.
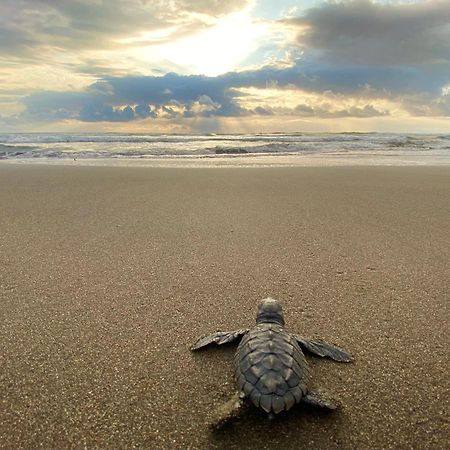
[234,323,310,414]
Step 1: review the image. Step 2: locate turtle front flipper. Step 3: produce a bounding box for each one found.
[191,329,248,351]
[302,390,338,410]
[294,336,353,362]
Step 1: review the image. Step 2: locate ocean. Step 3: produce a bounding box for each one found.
[1,132,449,165]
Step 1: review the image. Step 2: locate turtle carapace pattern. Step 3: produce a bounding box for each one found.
[191,298,353,423]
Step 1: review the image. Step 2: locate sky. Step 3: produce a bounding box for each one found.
[0,0,449,133]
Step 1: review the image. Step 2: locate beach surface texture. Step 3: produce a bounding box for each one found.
[0,164,449,449]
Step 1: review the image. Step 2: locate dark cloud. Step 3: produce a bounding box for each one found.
[135,103,157,119]
[21,56,449,123]
[253,106,274,116]
[78,103,135,122]
[288,0,450,67]
[280,0,450,117]
[95,62,441,108]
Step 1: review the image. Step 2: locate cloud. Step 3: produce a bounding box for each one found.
[293,103,389,118]
[253,106,274,116]
[279,0,450,116]
[78,103,135,122]
[187,95,222,116]
[287,0,450,67]
[97,60,442,107]
[20,63,398,122]
[0,0,252,60]
[134,103,157,119]
[251,102,389,118]
[402,91,450,117]
[6,0,450,124]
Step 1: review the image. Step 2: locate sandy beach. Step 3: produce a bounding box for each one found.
[0,164,449,449]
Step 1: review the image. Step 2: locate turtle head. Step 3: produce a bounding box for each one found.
[256,298,285,326]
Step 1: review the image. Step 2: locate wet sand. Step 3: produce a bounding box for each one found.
[0,164,449,449]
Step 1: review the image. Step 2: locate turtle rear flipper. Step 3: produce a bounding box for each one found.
[208,392,250,430]
[294,336,353,362]
[302,390,338,410]
[191,329,248,351]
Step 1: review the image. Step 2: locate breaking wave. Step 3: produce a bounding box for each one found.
[0,132,449,161]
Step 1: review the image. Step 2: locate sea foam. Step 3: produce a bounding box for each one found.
[0,133,449,165]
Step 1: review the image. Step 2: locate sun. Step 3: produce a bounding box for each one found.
[159,10,268,76]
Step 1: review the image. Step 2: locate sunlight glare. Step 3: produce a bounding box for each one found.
[160,11,267,76]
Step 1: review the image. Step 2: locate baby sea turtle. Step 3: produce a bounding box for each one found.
[191,298,353,428]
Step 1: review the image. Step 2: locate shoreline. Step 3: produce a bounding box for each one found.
[1,151,450,168]
[1,165,449,449]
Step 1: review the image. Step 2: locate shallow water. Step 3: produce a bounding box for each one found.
[1,132,449,166]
